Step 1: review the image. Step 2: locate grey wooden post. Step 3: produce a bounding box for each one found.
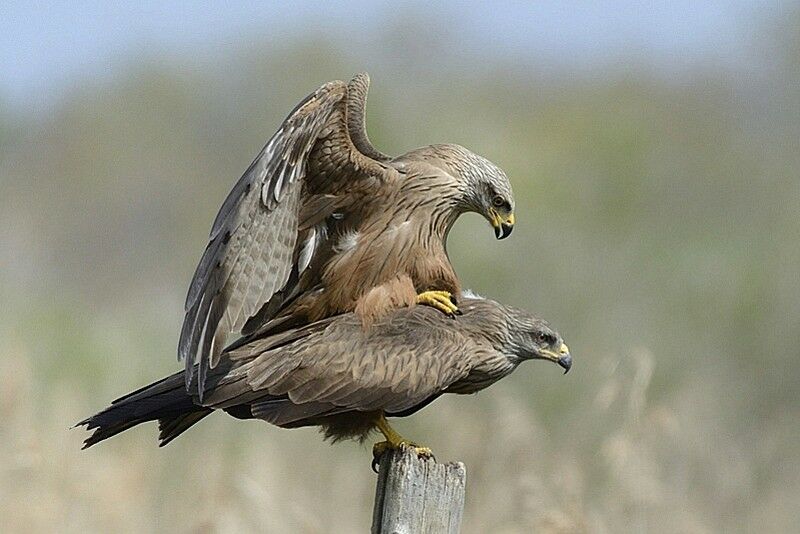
[371,446,467,534]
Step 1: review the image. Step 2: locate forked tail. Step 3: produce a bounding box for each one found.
[77,371,211,448]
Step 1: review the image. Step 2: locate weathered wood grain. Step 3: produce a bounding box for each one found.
[372,447,466,534]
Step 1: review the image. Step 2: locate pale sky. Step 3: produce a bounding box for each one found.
[0,0,782,108]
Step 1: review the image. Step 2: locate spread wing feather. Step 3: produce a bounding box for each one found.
[180,74,389,397]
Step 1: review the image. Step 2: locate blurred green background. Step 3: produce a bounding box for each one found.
[1,2,799,532]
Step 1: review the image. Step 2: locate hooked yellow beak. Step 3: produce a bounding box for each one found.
[540,342,572,373]
[490,209,515,239]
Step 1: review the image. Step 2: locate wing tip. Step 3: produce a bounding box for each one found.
[350,72,370,86]
[344,72,389,162]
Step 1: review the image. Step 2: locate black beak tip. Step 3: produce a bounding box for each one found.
[495,223,513,240]
[558,354,572,374]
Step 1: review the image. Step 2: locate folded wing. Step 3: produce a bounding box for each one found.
[201,306,492,423]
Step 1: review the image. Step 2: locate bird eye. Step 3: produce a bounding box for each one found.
[492,196,505,208]
[537,332,548,343]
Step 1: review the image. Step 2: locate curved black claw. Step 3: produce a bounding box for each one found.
[372,455,381,473]
[372,440,391,473]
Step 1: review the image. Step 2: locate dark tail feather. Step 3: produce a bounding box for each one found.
[157,410,212,447]
[77,371,212,448]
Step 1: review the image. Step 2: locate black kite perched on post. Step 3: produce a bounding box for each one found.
[80,297,571,464]
[180,73,516,397]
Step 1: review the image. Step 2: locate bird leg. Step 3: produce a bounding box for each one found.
[371,414,433,472]
[416,290,460,318]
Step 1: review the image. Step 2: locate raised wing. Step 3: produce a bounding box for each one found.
[180,74,389,397]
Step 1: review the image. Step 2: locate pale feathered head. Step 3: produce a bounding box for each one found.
[399,143,516,239]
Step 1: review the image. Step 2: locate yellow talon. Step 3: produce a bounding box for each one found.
[416,290,460,317]
[372,415,434,471]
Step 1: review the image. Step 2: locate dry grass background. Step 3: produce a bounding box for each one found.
[1,6,799,533]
